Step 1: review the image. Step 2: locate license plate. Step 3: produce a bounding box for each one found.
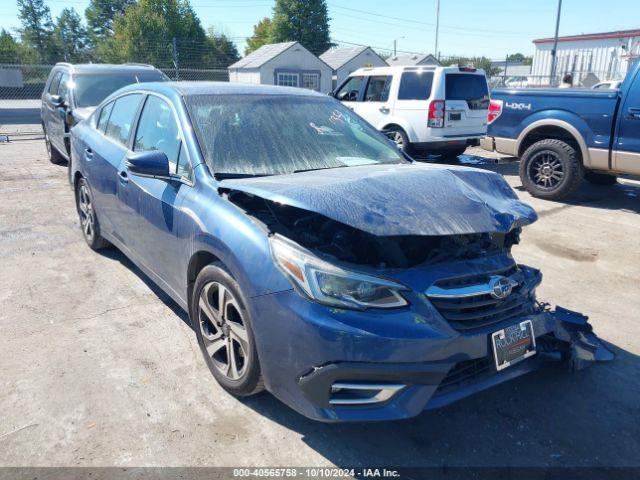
[491,320,536,371]
[449,112,462,121]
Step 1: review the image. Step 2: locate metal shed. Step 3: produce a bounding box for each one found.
[228,41,333,93]
[320,46,388,90]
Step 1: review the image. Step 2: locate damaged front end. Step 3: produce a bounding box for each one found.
[219,163,612,417]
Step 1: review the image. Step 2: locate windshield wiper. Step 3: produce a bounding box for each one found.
[293,165,350,174]
[215,172,274,180]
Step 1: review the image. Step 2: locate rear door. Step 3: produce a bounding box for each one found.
[351,74,393,129]
[613,70,640,175]
[49,72,71,155]
[443,71,489,138]
[86,93,143,246]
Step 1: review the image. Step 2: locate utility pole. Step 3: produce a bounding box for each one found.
[550,0,563,84]
[394,39,397,57]
[434,0,441,57]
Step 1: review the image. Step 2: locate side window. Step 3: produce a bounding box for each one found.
[96,101,114,133]
[364,75,392,102]
[48,72,62,94]
[57,73,70,104]
[176,143,192,180]
[302,73,320,91]
[105,94,142,146]
[134,95,182,174]
[398,71,434,100]
[335,76,363,102]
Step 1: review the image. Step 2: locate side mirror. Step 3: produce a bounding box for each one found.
[328,91,335,97]
[49,94,63,107]
[125,150,170,178]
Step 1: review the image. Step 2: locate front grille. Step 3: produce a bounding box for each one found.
[436,358,493,394]
[426,265,538,331]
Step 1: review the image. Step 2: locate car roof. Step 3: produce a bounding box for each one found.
[114,81,327,99]
[348,65,486,76]
[54,62,162,74]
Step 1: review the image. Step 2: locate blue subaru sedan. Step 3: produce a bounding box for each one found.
[70,82,612,422]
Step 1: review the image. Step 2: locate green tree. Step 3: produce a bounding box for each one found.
[245,17,272,55]
[16,0,56,62]
[0,29,23,63]
[85,0,135,46]
[98,0,207,67]
[506,53,533,65]
[54,8,88,62]
[205,28,240,67]
[270,0,332,56]
[441,56,501,78]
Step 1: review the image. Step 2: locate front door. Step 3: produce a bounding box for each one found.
[124,94,193,294]
[613,72,640,175]
[334,75,365,111]
[351,75,393,130]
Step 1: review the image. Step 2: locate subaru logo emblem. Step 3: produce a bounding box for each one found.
[489,275,514,300]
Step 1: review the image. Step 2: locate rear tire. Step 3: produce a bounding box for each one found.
[386,126,414,155]
[584,171,617,186]
[519,139,584,200]
[75,177,110,250]
[44,127,65,165]
[192,263,264,397]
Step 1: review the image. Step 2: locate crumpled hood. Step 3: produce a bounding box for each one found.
[219,163,537,236]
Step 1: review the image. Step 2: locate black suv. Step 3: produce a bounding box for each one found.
[41,63,168,171]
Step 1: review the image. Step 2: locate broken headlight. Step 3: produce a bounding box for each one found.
[270,235,408,310]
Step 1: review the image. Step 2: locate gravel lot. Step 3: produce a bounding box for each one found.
[1,130,639,468]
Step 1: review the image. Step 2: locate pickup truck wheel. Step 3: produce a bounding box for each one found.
[584,171,617,186]
[520,139,584,200]
[386,127,414,155]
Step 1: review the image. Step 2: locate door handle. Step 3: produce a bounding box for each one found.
[628,107,640,119]
[118,170,128,183]
[84,148,93,160]
[379,106,390,114]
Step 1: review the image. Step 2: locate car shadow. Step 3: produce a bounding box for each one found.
[95,247,192,329]
[417,153,640,215]
[238,343,640,467]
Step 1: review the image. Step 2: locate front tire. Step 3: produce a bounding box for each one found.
[75,177,110,250]
[519,139,584,200]
[192,263,264,397]
[584,171,617,186]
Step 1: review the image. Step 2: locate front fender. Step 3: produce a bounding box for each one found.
[185,191,292,299]
[516,112,593,167]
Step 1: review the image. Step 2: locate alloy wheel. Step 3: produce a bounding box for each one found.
[393,131,404,149]
[528,150,565,190]
[198,281,249,381]
[77,184,95,243]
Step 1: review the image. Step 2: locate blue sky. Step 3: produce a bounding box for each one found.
[1,0,639,58]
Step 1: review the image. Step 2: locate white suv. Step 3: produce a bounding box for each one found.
[333,66,489,158]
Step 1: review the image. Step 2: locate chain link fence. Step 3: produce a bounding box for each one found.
[0,63,229,101]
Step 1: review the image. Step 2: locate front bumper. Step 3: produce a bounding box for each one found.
[249,284,613,422]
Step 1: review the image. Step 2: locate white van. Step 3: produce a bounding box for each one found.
[332,65,489,158]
